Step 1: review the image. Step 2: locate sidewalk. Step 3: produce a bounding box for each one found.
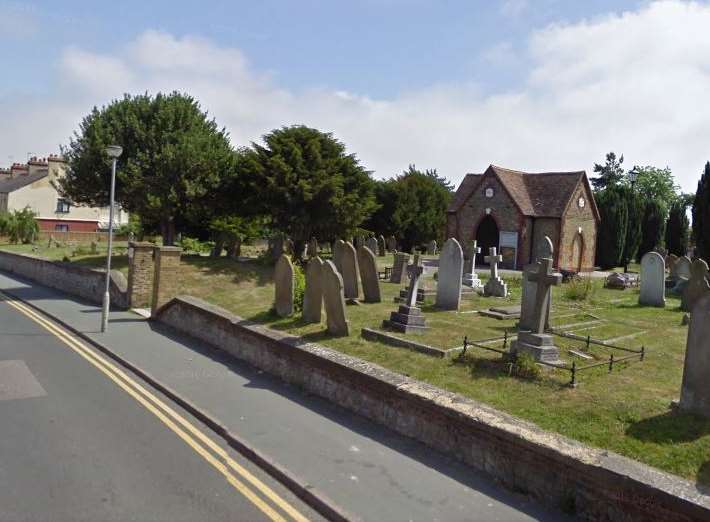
[0,271,568,522]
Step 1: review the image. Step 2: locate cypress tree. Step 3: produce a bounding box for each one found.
[692,162,710,260]
[665,200,690,257]
[638,199,666,259]
[595,186,628,269]
[621,185,643,268]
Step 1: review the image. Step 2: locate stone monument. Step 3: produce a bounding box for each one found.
[435,238,463,311]
[675,256,692,281]
[306,237,319,258]
[341,241,360,303]
[678,293,710,417]
[639,251,666,307]
[462,240,482,288]
[377,235,386,257]
[483,247,508,297]
[681,258,710,313]
[519,237,554,331]
[274,254,294,317]
[303,256,324,323]
[390,252,410,284]
[427,240,437,255]
[386,236,397,252]
[322,260,350,336]
[383,255,428,333]
[333,239,345,274]
[357,246,381,303]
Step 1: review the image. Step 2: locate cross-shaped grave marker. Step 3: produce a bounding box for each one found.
[405,255,425,308]
[485,247,502,278]
[463,240,482,287]
[483,247,508,297]
[384,254,429,333]
[528,257,563,334]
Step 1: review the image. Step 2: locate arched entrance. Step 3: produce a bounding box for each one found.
[571,233,584,272]
[475,215,499,263]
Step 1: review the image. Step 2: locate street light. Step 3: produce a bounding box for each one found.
[628,169,637,189]
[101,145,123,333]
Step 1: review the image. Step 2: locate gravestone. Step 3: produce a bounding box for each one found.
[390,252,410,284]
[384,255,428,333]
[303,257,324,323]
[274,254,294,317]
[675,256,692,281]
[306,237,319,258]
[681,259,710,313]
[427,240,437,255]
[511,258,563,364]
[639,252,666,307]
[678,294,710,417]
[355,236,365,249]
[483,247,508,297]
[435,238,464,310]
[322,260,350,336]
[520,237,554,331]
[333,239,345,274]
[366,237,378,255]
[386,236,397,252]
[357,246,381,303]
[341,241,360,302]
[271,236,284,261]
[667,254,679,279]
[377,235,386,257]
[606,273,629,290]
[90,241,98,255]
[462,240,482,288]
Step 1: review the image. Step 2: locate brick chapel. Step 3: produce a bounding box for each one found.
[446,165,599,272]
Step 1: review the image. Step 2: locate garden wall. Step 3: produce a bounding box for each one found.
[156,295,710,522]
[0,250,128,308]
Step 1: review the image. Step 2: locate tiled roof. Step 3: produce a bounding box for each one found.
[0,170,48,193]
[450,165,600,220]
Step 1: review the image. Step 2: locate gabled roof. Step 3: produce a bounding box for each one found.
[0,170,48,194]
[449,164,600,221]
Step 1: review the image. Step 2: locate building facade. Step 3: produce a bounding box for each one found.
[0,155,128,232]
[446,165,599,272]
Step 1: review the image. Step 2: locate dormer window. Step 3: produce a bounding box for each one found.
[56,198,70,213]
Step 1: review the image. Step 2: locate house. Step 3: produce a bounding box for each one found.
[446,165,600,272]
[0,155,128,232]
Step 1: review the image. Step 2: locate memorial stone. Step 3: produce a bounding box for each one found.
[377,235,386,257]
[333,239,345,274]
[390,252,410,284]
[639,252,666,307]
[386,236,397,252]
[435,238,463,310]
[306,237,319,258]
[322,260,350,336]
[462,240,482,288]
[427,240,437,255]
[274,254,294,317]
[681,259,710,312]
[384,255,428,333]
[341,241,360,302]
[483,247,508,297]
[678,294,710,417]
[357,246,381,303]
[303,257,324,323]
[520,237,554,330]
[676,256,692,280]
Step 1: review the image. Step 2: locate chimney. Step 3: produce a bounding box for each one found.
[11,163,28,177]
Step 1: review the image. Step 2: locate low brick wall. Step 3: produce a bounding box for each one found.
[156,295,710,522]
[0,250,128,308]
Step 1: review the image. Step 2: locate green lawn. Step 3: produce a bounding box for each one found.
[3,243,709,486]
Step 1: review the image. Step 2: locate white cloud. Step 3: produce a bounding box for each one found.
[2,1,710,193]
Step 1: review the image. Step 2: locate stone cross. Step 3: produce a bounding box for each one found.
[527,258,562,334]
[405,256,425,308]
[469,240,481,265]
[679,293,710,417]
[484,247,503,279]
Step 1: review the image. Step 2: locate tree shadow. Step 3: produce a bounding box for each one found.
[181,256,273,287]
[697,461,710,489]
[626,411,710,444]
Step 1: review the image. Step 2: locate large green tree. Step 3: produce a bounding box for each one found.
[57,92,236,245]
[692,162,710,260]
[638,199,666,259]
[626,166,679,206]
[242,125,376,254]
[595,185,628,269]
[364,165,453,250]
[665,199,690,257]
[620,185,643,269]
[591,152,625,191]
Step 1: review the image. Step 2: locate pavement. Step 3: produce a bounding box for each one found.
[0,270,572,521]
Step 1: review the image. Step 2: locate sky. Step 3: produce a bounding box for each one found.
[1,0,709,193]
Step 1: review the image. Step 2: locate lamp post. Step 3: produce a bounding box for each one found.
[101,145,123,333]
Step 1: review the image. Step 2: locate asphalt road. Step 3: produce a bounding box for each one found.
[0,297,321,522]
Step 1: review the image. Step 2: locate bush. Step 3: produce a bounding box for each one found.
[1,207,40,244]
[563,276,595,301]
[513,352,541,380]
[293,262,306,313]
[179,236,213,255]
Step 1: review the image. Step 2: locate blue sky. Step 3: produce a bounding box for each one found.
[1,1,709,191]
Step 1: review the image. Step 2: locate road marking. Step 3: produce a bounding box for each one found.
[0,293,309,522]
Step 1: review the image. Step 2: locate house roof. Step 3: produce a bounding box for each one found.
[449,164,600,221]
[0,170,48,194]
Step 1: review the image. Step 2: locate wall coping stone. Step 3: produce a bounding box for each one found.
[156,294,710,521]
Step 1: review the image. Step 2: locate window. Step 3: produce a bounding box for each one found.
[55,224,69,232]
[485,187,494,198]
[56,198,70,213]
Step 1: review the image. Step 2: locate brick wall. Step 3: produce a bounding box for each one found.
[559,182,598,272]
[151,246,182,316]
[127,242,154,308]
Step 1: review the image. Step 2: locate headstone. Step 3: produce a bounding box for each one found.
[675,256,692,281]
[274,254,294,317]
[511,258,563,364]
[678,294,710,417]
[681,259,710,312]
[306,237,319,258]
[462,240,482,288]
[377,235,386,257]
[426,240,437,255]
[303,257,324,323]
[366,237,378,255]
[90,241,98,255]
[386,236,397,252]
[355,236,365,249]
[333,239,345,274]
[390,252,410,284]
[322,260,350,336]
[384,255,428,333]
[606,273,628,290]
[519,237,554,331]
[341,241,360,302]
[357,246,381,303]
[435,238,464,310]
[483,247,508,297]
[667,254,679,279]
[639,252,665,307]
[270,236,284,261]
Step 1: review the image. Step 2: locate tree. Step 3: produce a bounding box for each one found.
[0,208,40,244]
[57,92,236,245]
[591,152,624,191]
[620,185,643,270]
[665,199,690,257]
[638,199,666,259]
[363,179,398,237]
[242,125,377,256]
[626,166,679,205]
[692,162,710,260]
[594,186,628,269]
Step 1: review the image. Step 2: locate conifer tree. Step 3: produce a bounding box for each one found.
[692,162,710,260]
[665,200,690,257]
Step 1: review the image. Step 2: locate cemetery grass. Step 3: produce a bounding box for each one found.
[3,245,709,487]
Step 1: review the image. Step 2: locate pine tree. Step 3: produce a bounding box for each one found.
[591,152,625,191]
[665,200,690,257]
[692,162,710,260]
[595,186,628,269]
[620,185,643,268]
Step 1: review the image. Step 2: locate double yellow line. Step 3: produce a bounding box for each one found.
[0,291,309,522]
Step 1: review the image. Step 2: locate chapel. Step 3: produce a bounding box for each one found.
[446,165,599,272]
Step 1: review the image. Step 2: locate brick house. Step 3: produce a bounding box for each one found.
[0,155,128,232]
[446,165,600,272]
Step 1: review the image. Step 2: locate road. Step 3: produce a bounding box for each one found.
[0,295,321,522]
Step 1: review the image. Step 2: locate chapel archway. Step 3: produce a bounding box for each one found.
[571,232,584,273]
[475,215,499,263]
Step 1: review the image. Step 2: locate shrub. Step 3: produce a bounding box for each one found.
[4,207,39,244]
[293,262,306,313]
[179,236,212,255]
[563,276,594,301]
[513,352,541,380]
